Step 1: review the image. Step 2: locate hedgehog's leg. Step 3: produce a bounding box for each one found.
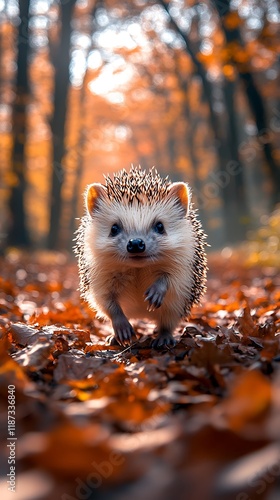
[151,328,177,349]
[151,312,179,349]
[144,275,177,348]
[144,275,169,311]
[105,299,135,347]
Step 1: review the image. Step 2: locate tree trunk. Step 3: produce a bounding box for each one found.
[157,0,248,243]
[223,79,249,240]
[8,0,31,247]
[47,0,77,250]
[68,2,101,246]
[212,0,280,204]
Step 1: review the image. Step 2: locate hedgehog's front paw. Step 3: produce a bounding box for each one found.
[145,280,167,312]
[151,332,176,349]
[112,318,135,347]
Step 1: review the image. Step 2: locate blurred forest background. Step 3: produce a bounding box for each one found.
[0,0,280,252]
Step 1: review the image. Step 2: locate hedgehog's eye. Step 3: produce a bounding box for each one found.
[154,221,165,234]
[110,224,121,237]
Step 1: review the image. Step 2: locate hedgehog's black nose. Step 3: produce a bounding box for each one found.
[127,238,146,254]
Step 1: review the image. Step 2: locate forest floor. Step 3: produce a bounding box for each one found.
[0,248,280,500]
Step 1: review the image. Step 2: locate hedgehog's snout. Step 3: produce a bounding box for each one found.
[127,238,146,254]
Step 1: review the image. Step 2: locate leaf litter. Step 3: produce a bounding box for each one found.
[0,250,280,500]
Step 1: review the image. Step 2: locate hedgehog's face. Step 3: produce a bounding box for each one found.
[85,181,191,268]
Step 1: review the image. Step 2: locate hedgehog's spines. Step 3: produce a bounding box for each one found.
[103,165,171,205]
[73,214,92,298]
[187,202,208,312]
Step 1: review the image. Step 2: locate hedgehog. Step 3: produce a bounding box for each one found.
[74,166,207,348]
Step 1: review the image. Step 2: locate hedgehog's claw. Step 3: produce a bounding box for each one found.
[151,333,176,349]
[111,318,135,347]
[145,282,166,311]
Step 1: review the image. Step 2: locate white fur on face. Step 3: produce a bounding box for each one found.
[84,197,194,269]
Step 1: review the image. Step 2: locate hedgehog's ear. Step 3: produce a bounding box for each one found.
[167,182,189,215]
[86,183,107,215]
